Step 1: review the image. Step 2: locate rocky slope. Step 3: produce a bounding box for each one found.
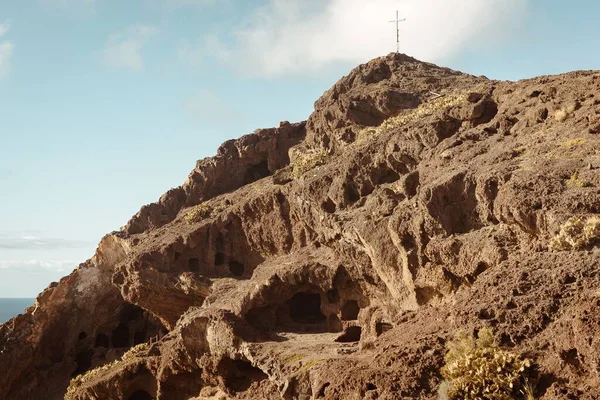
[1,53,600,400]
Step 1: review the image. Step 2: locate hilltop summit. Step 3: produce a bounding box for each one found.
[1,54,600,399]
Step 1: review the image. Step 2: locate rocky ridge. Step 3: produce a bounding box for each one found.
[1,53,600,399]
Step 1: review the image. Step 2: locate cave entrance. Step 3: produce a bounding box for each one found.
[112,323,130,348]
[244,160,270,184]
[229,261,245,277]
[188,258,200,272]
[128,390,154,400]
[341,300,360,321]
[221,359,268,393]
[95,333,109,348]
[335,326,362,343]
[288,292,326,324]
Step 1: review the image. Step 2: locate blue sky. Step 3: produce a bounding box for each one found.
[0,0,599,298]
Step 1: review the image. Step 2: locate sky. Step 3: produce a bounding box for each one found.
[0,0,599,298]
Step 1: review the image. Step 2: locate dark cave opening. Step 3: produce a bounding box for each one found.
[188,258,200,273]
[375,322,393,336]
[229,261,245,277]
[215,251,225,266]
[244,160,271,184]
[341,300,360,321]
[326,289,340,304]
[112,323,130,348]
[134,331,146,345]
[73,349,93,376]
[335,326,362,343]
[221,359,268,393]
[288,292,326,324]
[128,390,154,400]
[95,333,110,348]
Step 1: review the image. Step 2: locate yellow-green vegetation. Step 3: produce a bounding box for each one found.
[65,359,122,400]
[291,150,329,178]
[440,327,533,400]
[559,138,585,147]
[566,172,591,188]
[356,91,469,142]
[184,203,225,223]
[65,343,151,400]
[283,353,308,364]
[550,216,600,250]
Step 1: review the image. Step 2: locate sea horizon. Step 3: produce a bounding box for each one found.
[0,298,35,324]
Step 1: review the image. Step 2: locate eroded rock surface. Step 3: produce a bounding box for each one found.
[2,53,600,399]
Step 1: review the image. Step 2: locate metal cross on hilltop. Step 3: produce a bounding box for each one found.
[388,10,406,53]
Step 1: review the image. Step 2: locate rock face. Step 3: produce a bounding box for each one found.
[1,53,600,400]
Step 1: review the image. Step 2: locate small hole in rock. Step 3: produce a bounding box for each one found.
[327,289,340,304]
[376,322,393,336]
[229,261,244,277]
[78,332,88,340]
[341,300,360,321]
[321,198,336,214]
[318,382,330,397]
[366,383,377,391]
[335,326,362,343]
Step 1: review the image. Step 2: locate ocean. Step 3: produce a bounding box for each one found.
[0,299,35,324]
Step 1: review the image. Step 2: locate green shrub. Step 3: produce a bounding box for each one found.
[291,151,329,178]
[550,216,600,250]
[440,327,533,400]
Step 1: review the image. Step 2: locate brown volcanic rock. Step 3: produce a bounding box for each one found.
[2,53,600,400]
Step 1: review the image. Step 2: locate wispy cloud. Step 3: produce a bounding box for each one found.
[207,0,528,77]
[183,89,245,127]
[0,260,76,272]
[0,232,90,250]
[103,24,158,70]
[0,20,14,79]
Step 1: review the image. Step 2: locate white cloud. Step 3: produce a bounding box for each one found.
[0,260,76,272]
[208,0,528,77]
[0,21,14,79]
[103,24,157,70]
[0,231,90,250]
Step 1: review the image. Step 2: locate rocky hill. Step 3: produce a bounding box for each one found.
[1,53,600,400]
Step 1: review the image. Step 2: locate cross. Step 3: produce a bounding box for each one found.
[388,10,406,53]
